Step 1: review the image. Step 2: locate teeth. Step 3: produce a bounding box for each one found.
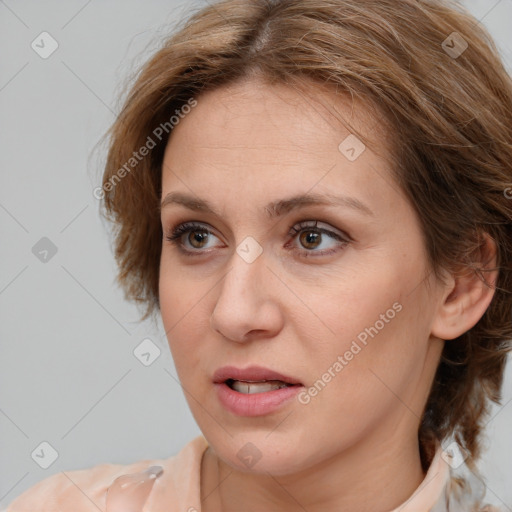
[230,380,290,394]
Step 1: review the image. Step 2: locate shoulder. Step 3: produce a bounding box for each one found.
[5,458,159,512]
[4,436,208,512]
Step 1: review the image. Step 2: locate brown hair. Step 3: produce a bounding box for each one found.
[100,0,512,474]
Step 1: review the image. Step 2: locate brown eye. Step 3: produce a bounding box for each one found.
[166,220,350,258]
[187,229,210,248]
[165,222,221,253]
[299,230,322,249]
[288,220,350,258]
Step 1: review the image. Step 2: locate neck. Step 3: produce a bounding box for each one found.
[201,425,426,512]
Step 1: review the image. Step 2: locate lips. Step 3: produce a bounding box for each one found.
[212,365,304,416]
[213,365,303,387]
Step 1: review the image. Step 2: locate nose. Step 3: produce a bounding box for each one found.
[210,247,284,343]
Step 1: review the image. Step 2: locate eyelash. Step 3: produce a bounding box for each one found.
[164,220,350,259]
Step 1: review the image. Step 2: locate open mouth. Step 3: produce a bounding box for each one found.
[225,379,295,394]
[214,367,303,415]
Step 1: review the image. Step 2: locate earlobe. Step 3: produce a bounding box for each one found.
[430,232,498,341]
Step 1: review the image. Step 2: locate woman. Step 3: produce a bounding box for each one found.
[6,0,512,510]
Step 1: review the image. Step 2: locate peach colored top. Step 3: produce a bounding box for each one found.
[3,436,501,511]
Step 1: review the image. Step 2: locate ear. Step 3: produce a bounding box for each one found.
[431,232,498,341]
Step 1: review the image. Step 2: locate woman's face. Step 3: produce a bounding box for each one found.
[159,77,446,475]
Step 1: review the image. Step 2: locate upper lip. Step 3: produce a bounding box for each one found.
[213,365,303,385]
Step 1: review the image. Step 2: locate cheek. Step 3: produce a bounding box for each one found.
[292,261,403,355]
[301,286,432,427]
[321,245,430,359]
[158,264,206,369]
[296,257,430,400]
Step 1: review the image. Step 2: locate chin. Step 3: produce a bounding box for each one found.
[203,428,319,476]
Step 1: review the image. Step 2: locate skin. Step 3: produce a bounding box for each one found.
[158,76,497,512]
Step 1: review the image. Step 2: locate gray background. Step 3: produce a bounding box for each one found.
[1,0,511,508]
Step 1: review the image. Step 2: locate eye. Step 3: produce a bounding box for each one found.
[165,222,221,253]
[286,220,350,258]
[164,220,350,258]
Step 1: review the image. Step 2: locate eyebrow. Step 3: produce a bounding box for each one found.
[160,191,374,218]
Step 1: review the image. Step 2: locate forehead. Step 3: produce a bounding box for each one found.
[165,77,386,156]
[160,77,401,216]
[167,77,384,150]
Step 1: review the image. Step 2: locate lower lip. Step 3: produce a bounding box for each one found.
[215,382,303,416]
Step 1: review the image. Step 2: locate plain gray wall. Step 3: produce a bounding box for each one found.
[1,0,511,508]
